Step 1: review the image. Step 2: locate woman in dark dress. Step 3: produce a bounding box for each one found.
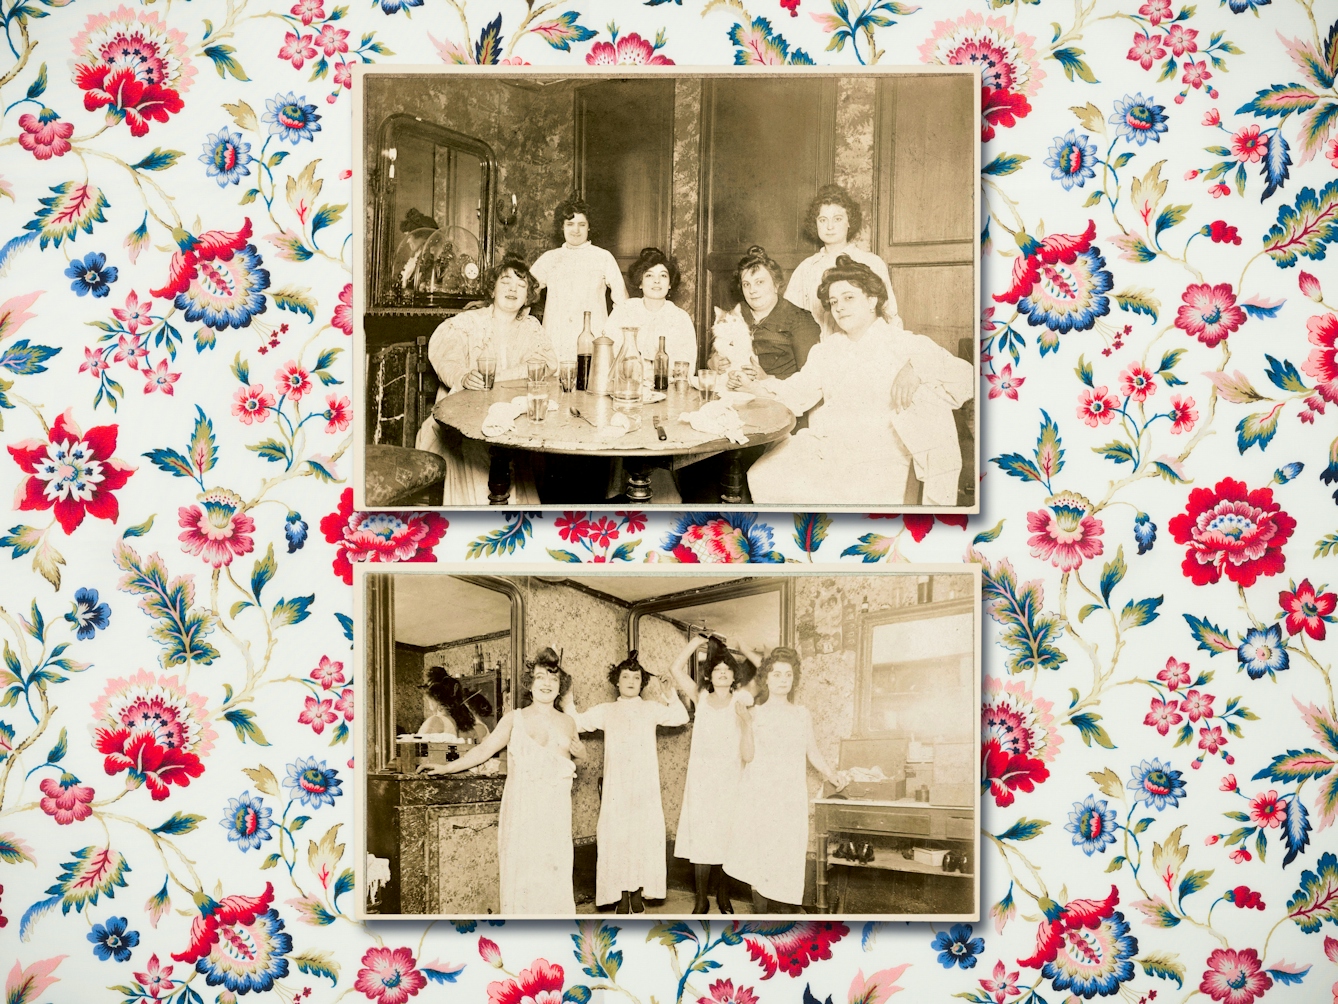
[735,245,821,379]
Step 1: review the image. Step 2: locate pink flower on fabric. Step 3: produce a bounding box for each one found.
[1026,492,1105,572]
[177,488,256,567]
[299,695,338,734]
[1077,386,1120,426]
[39,775,95,824]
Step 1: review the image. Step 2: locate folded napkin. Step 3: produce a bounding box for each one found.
[679,400,748,445]
[481,398,527,437]
[597,411,635,441]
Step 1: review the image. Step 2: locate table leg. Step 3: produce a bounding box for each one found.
[815,809,828,912]
[625,459,654,503]
[720,452,746,505]
[487,447,512,505]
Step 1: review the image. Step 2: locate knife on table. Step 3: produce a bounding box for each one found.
[652,414,667,441]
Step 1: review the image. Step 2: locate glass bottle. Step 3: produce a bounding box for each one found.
[610,327,644,405]
[575,311,594,390]
[654,335,669,392]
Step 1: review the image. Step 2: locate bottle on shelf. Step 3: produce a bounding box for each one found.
[575,311,594,390]
[654,335,669,392]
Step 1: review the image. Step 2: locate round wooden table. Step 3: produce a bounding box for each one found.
[431,380,795,504]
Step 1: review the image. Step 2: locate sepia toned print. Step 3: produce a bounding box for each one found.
[353,65,980,511]
[354,565,981,921]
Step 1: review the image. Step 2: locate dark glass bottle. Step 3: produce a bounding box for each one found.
[575,311,594,390]
[654,335,669,392]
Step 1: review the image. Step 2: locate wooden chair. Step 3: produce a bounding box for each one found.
[365,335,448,507]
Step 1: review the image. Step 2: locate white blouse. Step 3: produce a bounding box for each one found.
[604,298,698,373]
[530,242,628,359]
[783,245,896,338]
[425,307,557,396]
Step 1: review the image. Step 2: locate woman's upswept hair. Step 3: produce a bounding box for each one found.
[629,247,680,298]
[804,184,863,244]
[702,635,755,693]
[607,651,652,693]
[521,646,572,706]
[817,255,889,318]
[483,254,541,308]
[401,207,439,233]
[756,646,802,705]
[422,667,477,732]
[552,195,593,245]
[731,245,785,301]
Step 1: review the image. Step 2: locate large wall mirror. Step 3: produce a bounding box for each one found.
[370,115,497,310]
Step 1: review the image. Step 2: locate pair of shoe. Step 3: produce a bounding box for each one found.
[616,889,646,914]
[831,840,875,863]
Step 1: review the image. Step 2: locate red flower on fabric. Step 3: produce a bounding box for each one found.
[356,946,429,1004]
[1140,0,1172,24]
[332,282,353,335]
[177,488,256,568]
[1143,697,1182,736]
[981,86,1032,142]
[1248,790,1286,828]
[1174,283,1245,347]
[779,0,800,15]
[1168,478,1295,587]
[589,517,620,548]
[700,980,760,1004]
[617,510,648,534]
[1280,578,1337,640]
[987,363,1025,400]
[1168,395,1198,434]
[8,409,135,534]
[894,513,970,542]
[1180,689,1214,722]
[1199,948,1271,1004]
[1208,221,1241,245]
[1302,312,1338,401]
[994,220,1097,308]
[1127,33,1166,70]
[1017,885,1120,969]
[311,656,345,689]
[1157,657,1191,690]
[319,487,448,584]
[38,774,95,824]
[18,109,74,160]
[734,921,849,979]
[585,33,673,66]
[488,959,565,1004]
[1225,885,1264,910]
[1230,125,1268,164]
[298,696,337,734]
[1026,493,1104,572]
[96,729,205,800]
[76,65,184,137]
[171,881,291,994]
[984,737,1050,807]
[555,512,592,542]
[1120,364,1156,402]
[1164,23,1197,55]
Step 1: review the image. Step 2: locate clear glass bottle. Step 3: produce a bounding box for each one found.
[610,327,644,405]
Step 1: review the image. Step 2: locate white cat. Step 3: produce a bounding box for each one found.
[709,304,757,379]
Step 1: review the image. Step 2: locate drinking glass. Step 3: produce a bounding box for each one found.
[672,360,690,392]
[558,359,577,393]
[527,379,549,422]
[479,351,498,390]
[527,357,549,382]
[697,368,718,403]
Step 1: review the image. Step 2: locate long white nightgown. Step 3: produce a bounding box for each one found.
[674,690,744,865]
[497,707,577,915]
[723,700,816,906]
[573,695,689,905]
[530,242,628,359]
[747,317,974,507]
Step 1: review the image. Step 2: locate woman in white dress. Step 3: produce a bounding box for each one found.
[418,667,491,744]
[563,650,689,914]
[529,197,628,359]
[734,255,974,507]
[784,184,895,338]
[415,256,558,505]
[724,647,845,914]
[604,248,698,374]
[420,648,583,915]
[667,635,755,915]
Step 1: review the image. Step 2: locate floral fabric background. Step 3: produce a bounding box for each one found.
[2,0,1338,1001]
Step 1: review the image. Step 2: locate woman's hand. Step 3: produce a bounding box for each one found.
[461,370,487,391]
[416,763,450,775]
[733,689,754,710]
[727,371,756,392]
[559,690,576,714]
[890,361,921,412]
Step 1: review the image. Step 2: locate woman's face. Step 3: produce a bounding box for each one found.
[815,204,850,247]
[740,266,779,314]
[563,213,590,247]
[493,269,528,314]
[710,662,735,693]
[616,668,643,699]
[827,280,879,335]
[640,263,671,301]
[767,662,795,699]
[530,667,561,705]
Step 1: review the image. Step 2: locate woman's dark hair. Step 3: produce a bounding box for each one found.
[483,254,541,308]
[552,196,593,245]
[464,690,493,719]
[817,255,889,318]
[401,207,439,233]
[804,184,863,244]
[422,667,477,733]
[629,247,680,299]
[756,646,802,705]
[521,647,572,707]
[607,651,652,694]
[702,635,756,693]
[731,245,784,301]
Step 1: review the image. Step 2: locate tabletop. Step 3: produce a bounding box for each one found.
[430,379,796,459]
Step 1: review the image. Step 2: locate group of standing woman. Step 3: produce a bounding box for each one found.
[421,635,845,915]
[413,183,971,507]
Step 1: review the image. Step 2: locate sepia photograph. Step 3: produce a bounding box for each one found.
[354,566,981,921]
[352,66,980,511]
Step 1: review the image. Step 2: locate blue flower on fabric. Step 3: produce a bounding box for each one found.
[221,790,275,851]
[1109,93,1168,145]
[1237,623,1289,680]
[993,221,1113,339]
[1127,758,1186,810]
[65,252,118,298]
[285,511,309,553]
[657,512,784,562]
[89,916,140,961]
[377,0,423,12]
[65,586,111,639]
[1045,130,1098,190]
[263,93,322,144]
[1065,795,1118,855]
[284,756,343,809]
[1134,512,1156,554]
[932,924,984,969]
[1273,462,1303,485]
[1222,0,1270,11]
[200,127,254,187]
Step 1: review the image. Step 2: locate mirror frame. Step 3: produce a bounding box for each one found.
[626,577,795,652]
[854,596,975,739]
[369,114,499,308]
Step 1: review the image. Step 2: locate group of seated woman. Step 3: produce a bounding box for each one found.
[411,185,971,507]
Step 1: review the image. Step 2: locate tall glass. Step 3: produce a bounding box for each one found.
[527,357,549,382]
[697,368,718,403]
[527,379,549,422]
[478,350,497,390]
[672,360,690,392]
[558,360,577,393]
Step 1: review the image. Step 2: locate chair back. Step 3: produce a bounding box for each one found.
[367,336,432,448]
